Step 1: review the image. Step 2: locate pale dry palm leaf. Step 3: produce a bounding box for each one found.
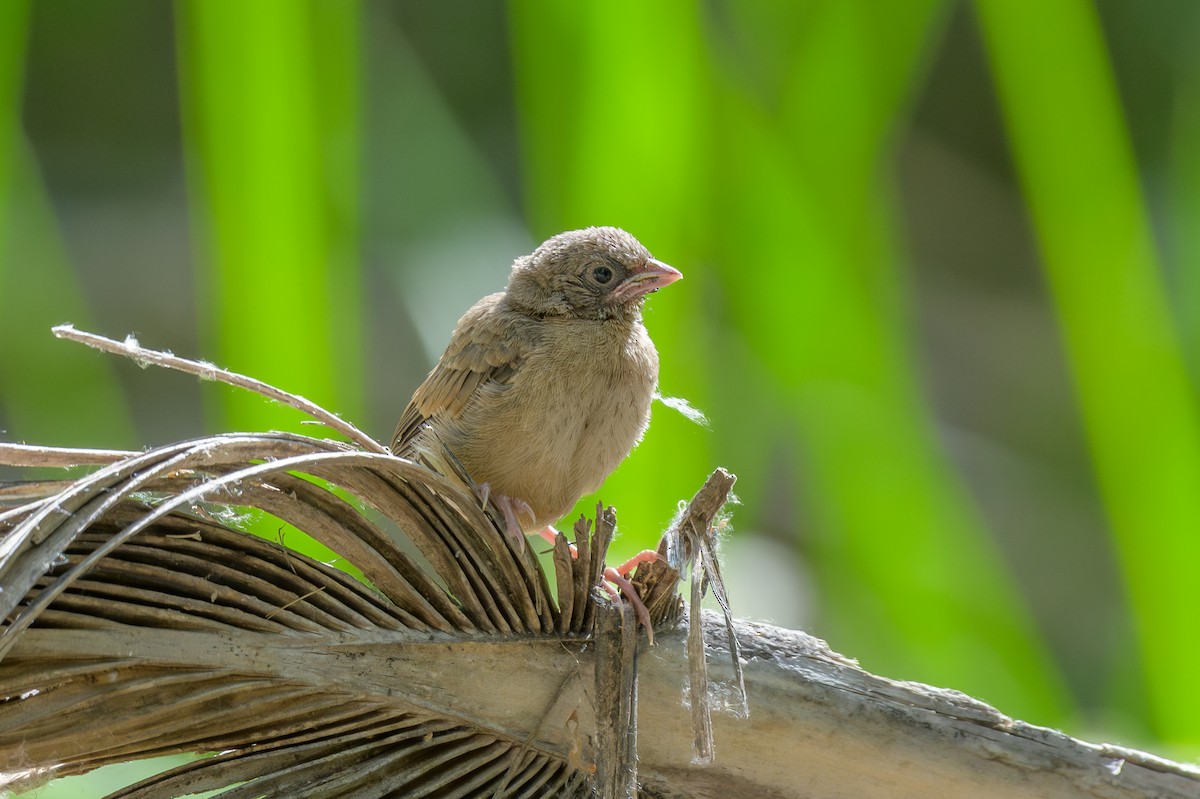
[0,432,631,798]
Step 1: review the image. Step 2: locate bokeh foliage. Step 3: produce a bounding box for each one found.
[2,1,1199,793]
[977,0,1200,744]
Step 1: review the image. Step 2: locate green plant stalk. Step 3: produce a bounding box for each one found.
[977,0,1200,745]
[175,0,362,436]
[1171,65,1200,380]
[711,0,1064,721]
[710,49,1060,724]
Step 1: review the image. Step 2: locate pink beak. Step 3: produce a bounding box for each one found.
[613,258,683,303]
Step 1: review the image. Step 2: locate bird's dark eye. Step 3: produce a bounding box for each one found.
[591,265,613,285]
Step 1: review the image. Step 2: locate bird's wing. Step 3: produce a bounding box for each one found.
[391,295,530,454]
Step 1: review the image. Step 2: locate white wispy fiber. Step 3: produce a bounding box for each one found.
[655,392,710,428]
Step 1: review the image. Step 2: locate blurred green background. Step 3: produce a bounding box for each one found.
[3,0,1200,793]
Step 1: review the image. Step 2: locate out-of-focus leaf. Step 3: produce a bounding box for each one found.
[978,0,1200,745]
[1171,58,1200,376]
[175,0,361,435]
[710,0,1067,723]
[0,2,136,451]
[0,0,28,225]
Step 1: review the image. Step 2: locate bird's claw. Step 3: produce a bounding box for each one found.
[602,566,654,646]
[489,492,535,543]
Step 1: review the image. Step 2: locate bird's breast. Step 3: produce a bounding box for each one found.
[452,317,659,527]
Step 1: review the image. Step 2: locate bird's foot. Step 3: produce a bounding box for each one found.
[485,490,535,543]
[610,551,663,645]
[538,525,659,644]
[600,566,655,646]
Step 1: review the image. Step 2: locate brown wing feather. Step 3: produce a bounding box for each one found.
[391,293,530,455]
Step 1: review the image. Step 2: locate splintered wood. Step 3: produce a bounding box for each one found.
[629,467,745,765]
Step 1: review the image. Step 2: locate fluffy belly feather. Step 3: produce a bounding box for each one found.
[447,320,657,529]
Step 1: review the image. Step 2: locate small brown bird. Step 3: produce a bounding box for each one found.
[392,227,681,625]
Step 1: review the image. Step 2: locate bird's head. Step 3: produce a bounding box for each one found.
[505,227,682,321]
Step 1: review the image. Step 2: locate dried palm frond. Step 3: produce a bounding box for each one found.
[0,328,735,799]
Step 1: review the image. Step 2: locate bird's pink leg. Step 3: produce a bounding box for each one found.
[611,549,663,577]
[535,525,562,547]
